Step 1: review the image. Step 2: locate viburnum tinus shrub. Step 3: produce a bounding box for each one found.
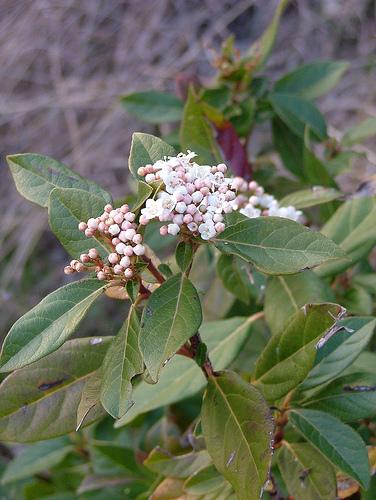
[2,3,376,499]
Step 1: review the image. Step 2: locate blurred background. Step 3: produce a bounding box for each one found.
[0,0,375,337]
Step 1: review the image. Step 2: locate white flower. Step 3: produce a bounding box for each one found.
[240,205,262,218]
[158,191,177,211]
[258,194,275,209]
[189,164,212,179]
[141,198,163,220]
[198,220,216,240]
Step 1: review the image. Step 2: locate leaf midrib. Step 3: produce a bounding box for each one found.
[211,376,261,486]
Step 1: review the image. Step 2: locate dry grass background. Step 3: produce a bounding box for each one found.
[0,0,375,335]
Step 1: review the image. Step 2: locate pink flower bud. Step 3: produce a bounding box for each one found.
[124,245,134,256]
[215,222,225,233]
[78,222,87,231]
[88,248,99,259]
[108,253,119,264]
[70,259,79,267]
[200,187,210,195]
[85,228,94,237]
[132,233,143,244]
[97,271,106,280]
[183,214,193,224]
[104,204,113,213]
[192,191,203,204]
[186,204,197,215]
[124,268,134,279]
[137,167,146,176]
[217,163,227,173]
[120,204,129,214]
[160,225,168,236]
[213,214,223,223]
[120,256,130,268]
[255,186,264,196]
[115,243,126,254]
[175,202,187,214]
[140,214,150,225]
[75,262,85,272]
[173,214,184,225]
[87,218,98,230]
[125,212,136,222]
[109,224,120,236]
[64,266,74,275]
[98,222,106,232]
[194,212,203,223]
[124,228,136,240]
[80,254,90,263]
[112,237,120,245]
[133,244,145,256]
[248,180,258,191]
[113,264,124,275]
[114,213,124,224]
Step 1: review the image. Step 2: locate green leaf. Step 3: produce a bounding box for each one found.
[121,91,183,123]
[278,441,336,500]
[100,306,143,418]
[216,254,255,303]
[139,273,202,382]
[353,273,376,294]
[279,187,342,209]
[302,133,336,187]
[0,337,110,442]
[115,316,258,426]
[264,271,334,335]
[202,370,273,500]
[179,88,222,165]
[201,87,231,110]
[342,117,376,147]
[183,465,227,495]
[301,316,376,390]
[175,241,194,273]
[90,441,142,477]
[274,60,349,99]
[48,187,111,259]
[144,448,211,478]
[253,303,343,402]
[342,285,374,315]
[76,369,103,430]
[1,437,73,484]
[213,212,344,275]
[316,196,376,277]
[0,278,106,372]
[269,93,327,140]
[246,0,289,72]
[132,181,153,212]
[6,153,111,208]
[303,371,376,422]
[272,117,304,178]
[128,132,175,180]
[289,408,370,488]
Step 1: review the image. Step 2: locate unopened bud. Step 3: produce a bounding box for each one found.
[97,271,106,280]
[64,266,74,275]
[78,222,87,231]
[88,248,99,259]
[124,268,133,279]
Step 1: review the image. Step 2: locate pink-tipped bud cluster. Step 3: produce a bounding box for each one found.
[138,152,236,240]
[230,179,303,222]
[65,204,145,282]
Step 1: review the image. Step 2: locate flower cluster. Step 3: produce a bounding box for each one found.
[64,204,145,282]
[138,152,237,240]
[231,178,303,222]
